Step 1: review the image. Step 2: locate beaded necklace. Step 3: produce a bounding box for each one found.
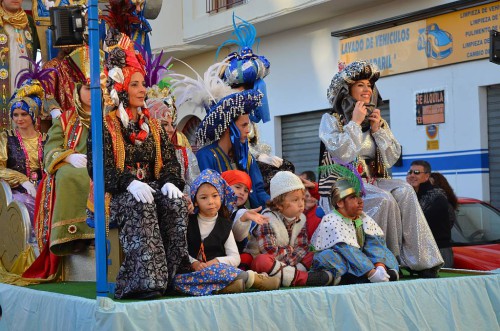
[15,129,43,183]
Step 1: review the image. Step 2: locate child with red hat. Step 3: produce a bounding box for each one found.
[221,169,269,270]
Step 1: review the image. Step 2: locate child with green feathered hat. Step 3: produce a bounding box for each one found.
[310,163,399,284]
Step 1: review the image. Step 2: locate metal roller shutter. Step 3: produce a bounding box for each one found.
[281,102,390,177]
[487,85,500,209]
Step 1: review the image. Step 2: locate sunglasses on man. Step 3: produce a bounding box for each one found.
[407,170,427,175]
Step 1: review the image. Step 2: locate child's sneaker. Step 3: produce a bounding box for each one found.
[251,273,281,291]
[306,270,334,286]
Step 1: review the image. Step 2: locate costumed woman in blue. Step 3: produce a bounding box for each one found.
[190,15,272,209]
[217,15,293,197]
[311,163,399,284]
[0,79,46,237]
[0,59,55,239]
[170,57,269,209]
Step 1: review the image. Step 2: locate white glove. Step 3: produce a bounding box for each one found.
[21,181,37,198]
[368,266,390,283]
[65,153,87,168]
[50,108,62,119]
[127,180,155,204]
[44,0,55,9]
[161,182,183,199]
[257,154,283,168]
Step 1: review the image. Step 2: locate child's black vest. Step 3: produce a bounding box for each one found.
[187,214,233,262]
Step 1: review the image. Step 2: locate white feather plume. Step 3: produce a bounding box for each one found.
[169,60,236,109]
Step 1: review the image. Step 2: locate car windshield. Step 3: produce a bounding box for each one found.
[452,202,500,245]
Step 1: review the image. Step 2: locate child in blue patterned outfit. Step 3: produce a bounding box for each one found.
[311,164,399,284]
[173,169,280,296]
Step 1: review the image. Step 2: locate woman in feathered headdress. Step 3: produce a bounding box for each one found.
[0,60,51,242]
[86,31,189,300]
[318,60,443,277]
[310,164,399,284]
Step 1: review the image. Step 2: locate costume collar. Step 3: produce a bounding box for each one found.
[0,6,27,29]
[333,209,363,228]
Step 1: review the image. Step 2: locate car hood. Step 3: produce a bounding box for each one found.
[453,244,500,270]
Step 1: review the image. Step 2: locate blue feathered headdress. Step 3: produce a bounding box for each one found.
[216,13,270,124]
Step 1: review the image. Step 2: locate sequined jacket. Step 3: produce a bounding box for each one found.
[319,113,401,178]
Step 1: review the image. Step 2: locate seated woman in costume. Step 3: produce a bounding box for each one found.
[87,33,189,300]
[318,60,443,276]
[36,46,103,257]
[0,79,46,241]
[147,87,199,211]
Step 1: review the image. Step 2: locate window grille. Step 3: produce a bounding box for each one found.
[206,0,246,14]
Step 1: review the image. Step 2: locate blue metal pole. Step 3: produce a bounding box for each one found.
[88,0,107,297]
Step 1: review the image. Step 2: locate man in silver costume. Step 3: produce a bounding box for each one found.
[318,60,443,276]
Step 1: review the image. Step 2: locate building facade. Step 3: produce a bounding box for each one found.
[149,0,500,207]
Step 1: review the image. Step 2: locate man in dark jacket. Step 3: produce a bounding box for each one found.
[407,160,454,267]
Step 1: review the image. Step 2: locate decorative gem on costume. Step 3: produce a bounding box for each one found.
[216,13,270,124]
[190,169,237,214]
[24,30,32,41]
[0,34,6,44]
[67,225,77,234]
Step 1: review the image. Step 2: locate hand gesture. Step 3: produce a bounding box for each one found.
[352,101,368,125]
[300,177,316,189]
[184,195,195,214]
[240,206,270,225]
[368,108,382,133]
[257,154,283,168]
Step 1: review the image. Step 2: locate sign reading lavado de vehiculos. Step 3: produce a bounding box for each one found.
[339,1,500,76]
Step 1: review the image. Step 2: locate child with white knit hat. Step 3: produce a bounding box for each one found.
[245,171,335,287]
